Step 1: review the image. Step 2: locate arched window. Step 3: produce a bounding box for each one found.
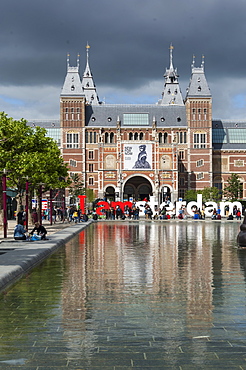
[139,132,143,140]
[134,132,138,140]
[164,132,168,144]
[129,132,133,140]
[110,132,114,143]
[105,132,109,143]
[159,133,163,143]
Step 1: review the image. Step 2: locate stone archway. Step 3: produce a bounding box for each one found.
[123,176,153,201]
[105,186,115,201]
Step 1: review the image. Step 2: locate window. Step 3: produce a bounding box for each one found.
[110,132,114,143]
[177,132,187,144]
[179,151,184,160]
[159,132,168,144]
[70,159,77,167]
[198,108,201,120]
[77,108,80,120]
[88,177,94,185]
[194,133,206,148]
[67,133,79,148]
[197,172,204,180]
[88,150,94,159]
[134,132,138,140]
[89,164,94,172]
[71,108,74,121]
[65,108,68,120]
[86,131,97,143]
[139,132,144,140]
[129,132,133,140]
[123,113,149,126]
[196,159,204,167]
[204,108,207,120]
[192,108,196,120]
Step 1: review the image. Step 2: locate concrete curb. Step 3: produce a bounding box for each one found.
[0,220,93,293]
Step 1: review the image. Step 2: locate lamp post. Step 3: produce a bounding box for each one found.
[25,178,29,231]
[38,184,45,225]
[2,169,7,238]
[49,189,53,225]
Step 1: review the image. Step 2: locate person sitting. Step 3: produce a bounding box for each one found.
[30,222,47,240]
[193,212,200,219]
[14,220,27,240]
[227,214,234,220]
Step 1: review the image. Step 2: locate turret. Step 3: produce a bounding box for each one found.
[158,44,184,106]
[81,43,100,105]
[61,54,83,97]
[185,55,211,99]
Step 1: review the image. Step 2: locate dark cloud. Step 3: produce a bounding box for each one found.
[0,0,246,119]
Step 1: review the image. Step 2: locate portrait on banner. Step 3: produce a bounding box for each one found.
[123,144,152,170]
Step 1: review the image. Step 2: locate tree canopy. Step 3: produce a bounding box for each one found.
[223,173,243,201]
[0,112,70,205]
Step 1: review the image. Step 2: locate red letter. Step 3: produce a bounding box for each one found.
[96,201,110,215]
[78,195,87,214]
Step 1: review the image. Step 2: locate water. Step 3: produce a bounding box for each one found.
[0,221,245,369]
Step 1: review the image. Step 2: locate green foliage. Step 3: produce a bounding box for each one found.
[184,189,199,202]
[223,173,243,201]
[201,187,221,202]
[0,112,70,204]
[85,188,96,203]
[184,187,221,203]
[68,173,85,203]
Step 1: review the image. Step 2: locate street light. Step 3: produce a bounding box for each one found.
[25,177,29,232]
[2,169,7,238]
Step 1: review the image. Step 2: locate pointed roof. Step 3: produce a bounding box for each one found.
[158,44,184,106]
[60,54,84,97]
[81,43,99,105]
[186,55,211,98]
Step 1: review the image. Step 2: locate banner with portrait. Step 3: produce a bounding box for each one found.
[123,144,152,170]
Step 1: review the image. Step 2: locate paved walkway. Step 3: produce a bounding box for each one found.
[0,218,75,241]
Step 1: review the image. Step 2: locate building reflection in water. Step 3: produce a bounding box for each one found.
[61,221,240,365]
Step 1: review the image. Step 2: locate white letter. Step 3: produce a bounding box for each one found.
[204,202,217,217]
[186,194,203,216]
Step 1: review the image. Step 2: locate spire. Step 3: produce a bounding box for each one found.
[169,43,174,71]
[81,43,99,105]
[186,55,211,99]
[61,53,83,97]
[157,44,184,106]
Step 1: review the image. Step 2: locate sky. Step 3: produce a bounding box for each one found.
[1,0,246,121]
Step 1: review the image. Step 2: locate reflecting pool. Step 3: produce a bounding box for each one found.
[0,221,246,369]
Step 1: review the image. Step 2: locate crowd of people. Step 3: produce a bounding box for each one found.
[13,201,245,241]
[98,201,246,221]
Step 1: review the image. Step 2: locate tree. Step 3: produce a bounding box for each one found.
[184,189,199,202]
[68,173,85,205]
[223,173,243,201]
[201,187,221,202]
[0,112,70,222]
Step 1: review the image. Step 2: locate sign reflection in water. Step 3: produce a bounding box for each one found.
[61,221,242,368]
[0,221,245,368]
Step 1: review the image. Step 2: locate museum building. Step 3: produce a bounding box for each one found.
[29,45,246,204]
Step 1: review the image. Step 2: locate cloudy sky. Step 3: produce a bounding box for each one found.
[1,0,246,121]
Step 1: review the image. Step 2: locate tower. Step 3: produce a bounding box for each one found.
[185,55,213,191]
[81,43,99,105]
[60,53,86,185]
[158,44,184,106]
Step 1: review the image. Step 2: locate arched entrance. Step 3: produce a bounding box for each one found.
[123,176,153,201]
[105,186,115,201]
